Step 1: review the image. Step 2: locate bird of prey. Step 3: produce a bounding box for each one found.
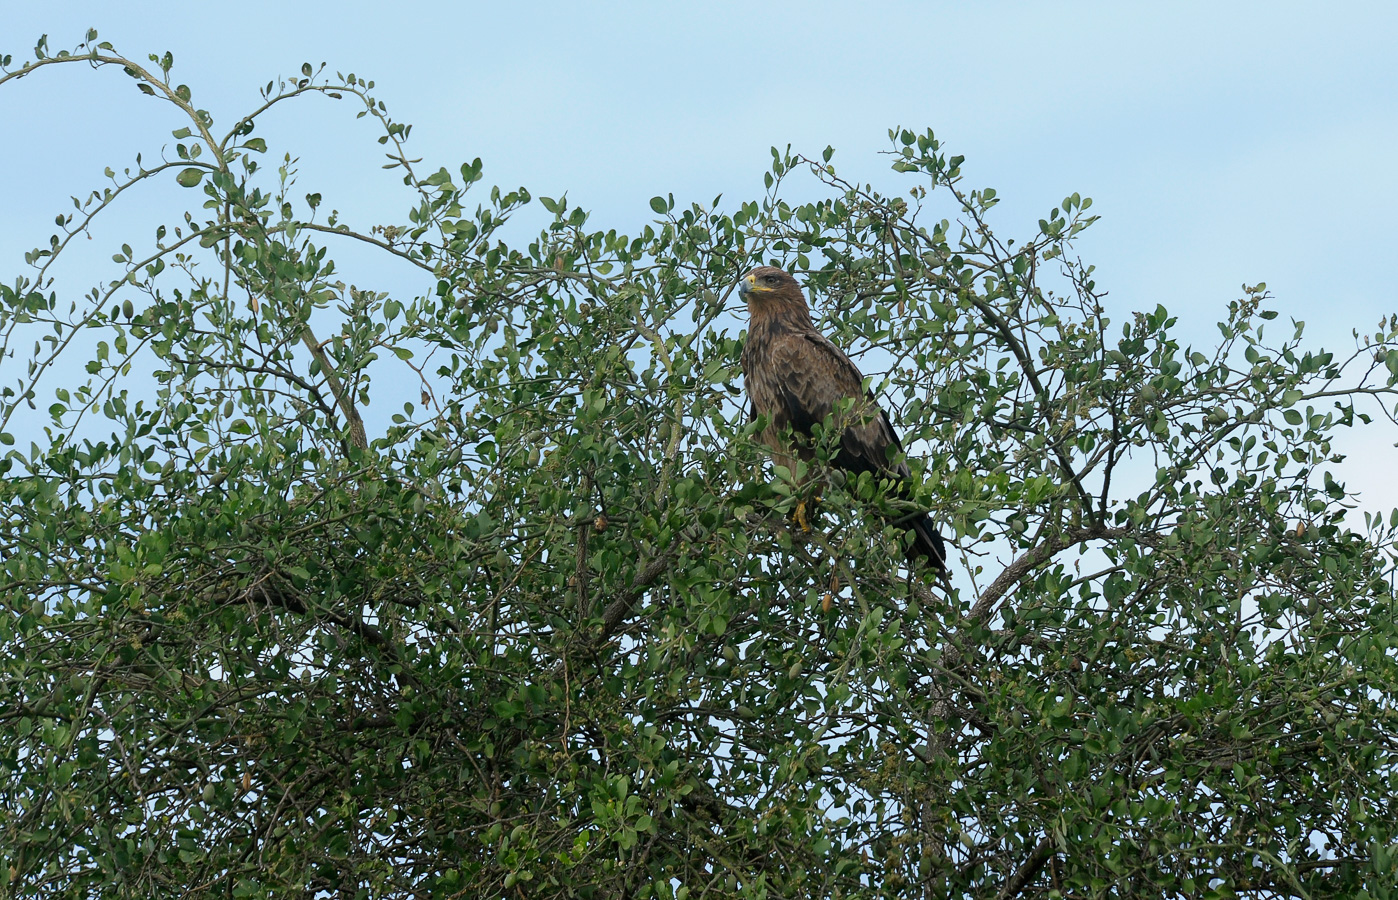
[738,265,947,572]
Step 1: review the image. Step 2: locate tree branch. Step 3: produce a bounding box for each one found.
[997,835,1055,900]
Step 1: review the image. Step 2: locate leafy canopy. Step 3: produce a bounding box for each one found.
[4,32,1398,900]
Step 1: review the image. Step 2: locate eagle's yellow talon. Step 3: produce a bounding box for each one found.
[794,499,812,533]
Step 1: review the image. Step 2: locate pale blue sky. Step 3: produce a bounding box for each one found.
[5,3,1395,327]
[3,1,1397,502]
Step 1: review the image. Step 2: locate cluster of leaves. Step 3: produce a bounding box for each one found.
[4,34,1398,899]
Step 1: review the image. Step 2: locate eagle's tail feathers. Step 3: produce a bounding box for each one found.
[906,515,947,573]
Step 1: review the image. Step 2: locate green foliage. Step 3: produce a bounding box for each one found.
[4,33,1398,899]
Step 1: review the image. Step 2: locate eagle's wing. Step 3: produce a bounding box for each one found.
[766,331,910,479]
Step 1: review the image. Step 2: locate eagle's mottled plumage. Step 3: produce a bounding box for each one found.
[739,266,947,572]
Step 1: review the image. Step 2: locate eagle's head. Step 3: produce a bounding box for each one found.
[738,266,808,318]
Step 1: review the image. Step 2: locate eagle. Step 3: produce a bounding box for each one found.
[739,265,947,572]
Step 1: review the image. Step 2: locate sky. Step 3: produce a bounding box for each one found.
[3,1,1397,510]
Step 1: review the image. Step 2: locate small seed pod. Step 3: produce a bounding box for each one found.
[593,514,608,533]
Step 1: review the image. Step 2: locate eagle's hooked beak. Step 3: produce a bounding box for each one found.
[737,273,757,298]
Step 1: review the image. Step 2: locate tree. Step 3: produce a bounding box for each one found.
[4,33,1398,899]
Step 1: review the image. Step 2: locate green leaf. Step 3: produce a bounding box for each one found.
[176,168,205,187]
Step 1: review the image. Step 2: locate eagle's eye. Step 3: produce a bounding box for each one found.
[763,274,778,284]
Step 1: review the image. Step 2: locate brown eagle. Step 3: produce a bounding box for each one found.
[739,265,947,572]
